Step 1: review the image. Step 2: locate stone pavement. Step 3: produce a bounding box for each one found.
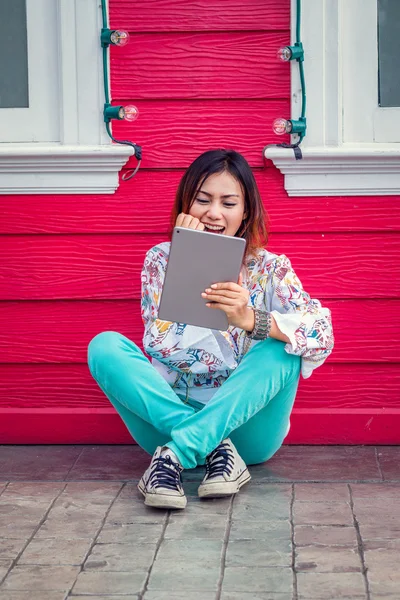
[0,445,399,600]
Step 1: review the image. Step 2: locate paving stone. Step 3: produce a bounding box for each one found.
[72,571,147,595]
[156,538,222,564]
[353,504,400,539]
[71,597,138,600]
[225,539,291,567]
[222,566,292,593]
[119,483,147,499]
[0,565,10,581]
[50,495,114,513]
[0,498,51,522]
[235,483,292,502]
[294,525,358,547]
[353,502,400,521]
[164,514,227,539]
[295,483,350,503]
[0,445,82,480]
[66,445,148,480]
[0,539,27,561]
[145,594,214,600]
[368,573,400,597]
[364,548,400,574]
[294,502,353,526]
[18,538,91,565]
[376,447,400,480]
[230,518,291,541]
[84,542,157,571]
[363,538,400,551]
[297,572,366,599]
[350,483,400,500]
[1,565,80,591]
[0,559,13,580]
[0,499,50,539]
[0,483,7,493]
[148,563,220,591]
[106,499,166,523]
[358,521,400,541]
[296,545,361,573]
[221,594,291,600]
[63,482,122,497]
[170,498,231,516]
[35,516,102,539]
[248,446,380,482]
[98,521,164,544]
[0,521,38,540]
[232,496,290,521]
[0,593,67,600]
[1,483,64,501]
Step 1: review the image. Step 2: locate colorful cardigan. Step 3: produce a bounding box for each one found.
[141,242,334,404]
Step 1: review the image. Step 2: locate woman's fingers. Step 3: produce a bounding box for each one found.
[175,213,204,231]
[202,289,239,300]
[209,281,243,293]
[203,293,236,303]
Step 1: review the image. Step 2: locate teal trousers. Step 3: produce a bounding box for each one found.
[87,331,301,470]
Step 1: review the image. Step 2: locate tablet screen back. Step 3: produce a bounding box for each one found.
[158,227,246,330]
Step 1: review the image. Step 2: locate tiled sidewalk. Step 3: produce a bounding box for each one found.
[0,445,399,599]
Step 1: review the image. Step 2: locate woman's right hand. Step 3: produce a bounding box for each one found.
[175,213,205,231]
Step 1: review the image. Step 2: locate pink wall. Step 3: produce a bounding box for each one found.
[1,0,399,443]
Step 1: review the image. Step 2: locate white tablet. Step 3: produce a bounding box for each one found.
[158,227,246,331]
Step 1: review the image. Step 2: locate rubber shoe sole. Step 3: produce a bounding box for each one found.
[198,467,251,498]
[137,478,187,509]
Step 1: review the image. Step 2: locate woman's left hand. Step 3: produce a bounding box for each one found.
[201,273,255,331]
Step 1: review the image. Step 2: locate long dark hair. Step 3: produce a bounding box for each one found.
[169,149,269,261]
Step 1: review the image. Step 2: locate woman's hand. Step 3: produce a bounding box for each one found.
[175,213,205,231]
[201,273,255,331]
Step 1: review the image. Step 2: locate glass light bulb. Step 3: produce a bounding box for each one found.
[272,118,291,135]
[277,46,292,62]
[122,105,139,122]
[110,30,130,46]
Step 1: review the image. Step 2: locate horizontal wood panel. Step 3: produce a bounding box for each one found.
[2,169,400,234]
[297,363,400,408]
[0,300,398,363]
[0,363,398,409]
[112,100,290,168]
[1,407,399,444]
[0,234,398,300]
[111,33,289,99]
[112,0,290,31]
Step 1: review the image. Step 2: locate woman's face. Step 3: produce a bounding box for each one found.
[188,170,247,237]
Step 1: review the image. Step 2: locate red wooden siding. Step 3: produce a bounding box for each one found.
[1,0,399,444]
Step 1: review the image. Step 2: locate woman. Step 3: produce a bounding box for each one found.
[88,149,334,510]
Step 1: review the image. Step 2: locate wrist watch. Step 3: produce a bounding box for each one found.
[246,309,272,340]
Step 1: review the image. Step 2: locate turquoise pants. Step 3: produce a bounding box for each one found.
[87,331,301,470]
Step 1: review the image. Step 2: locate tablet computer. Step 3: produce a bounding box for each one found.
[158,226,246,331]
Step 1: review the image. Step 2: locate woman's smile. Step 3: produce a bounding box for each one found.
[189,171,247,237]
[202,223,225,234]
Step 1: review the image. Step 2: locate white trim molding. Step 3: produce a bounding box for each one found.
[0,0,133,195]
[265,145,400,196]
[265,0,400,197]
[0,145,133,195]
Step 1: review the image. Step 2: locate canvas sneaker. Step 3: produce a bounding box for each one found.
[198,438,251,498]
[138,446,187,509]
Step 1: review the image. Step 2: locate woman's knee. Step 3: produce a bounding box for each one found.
[87,331,137,373]
[250,338,301,380]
